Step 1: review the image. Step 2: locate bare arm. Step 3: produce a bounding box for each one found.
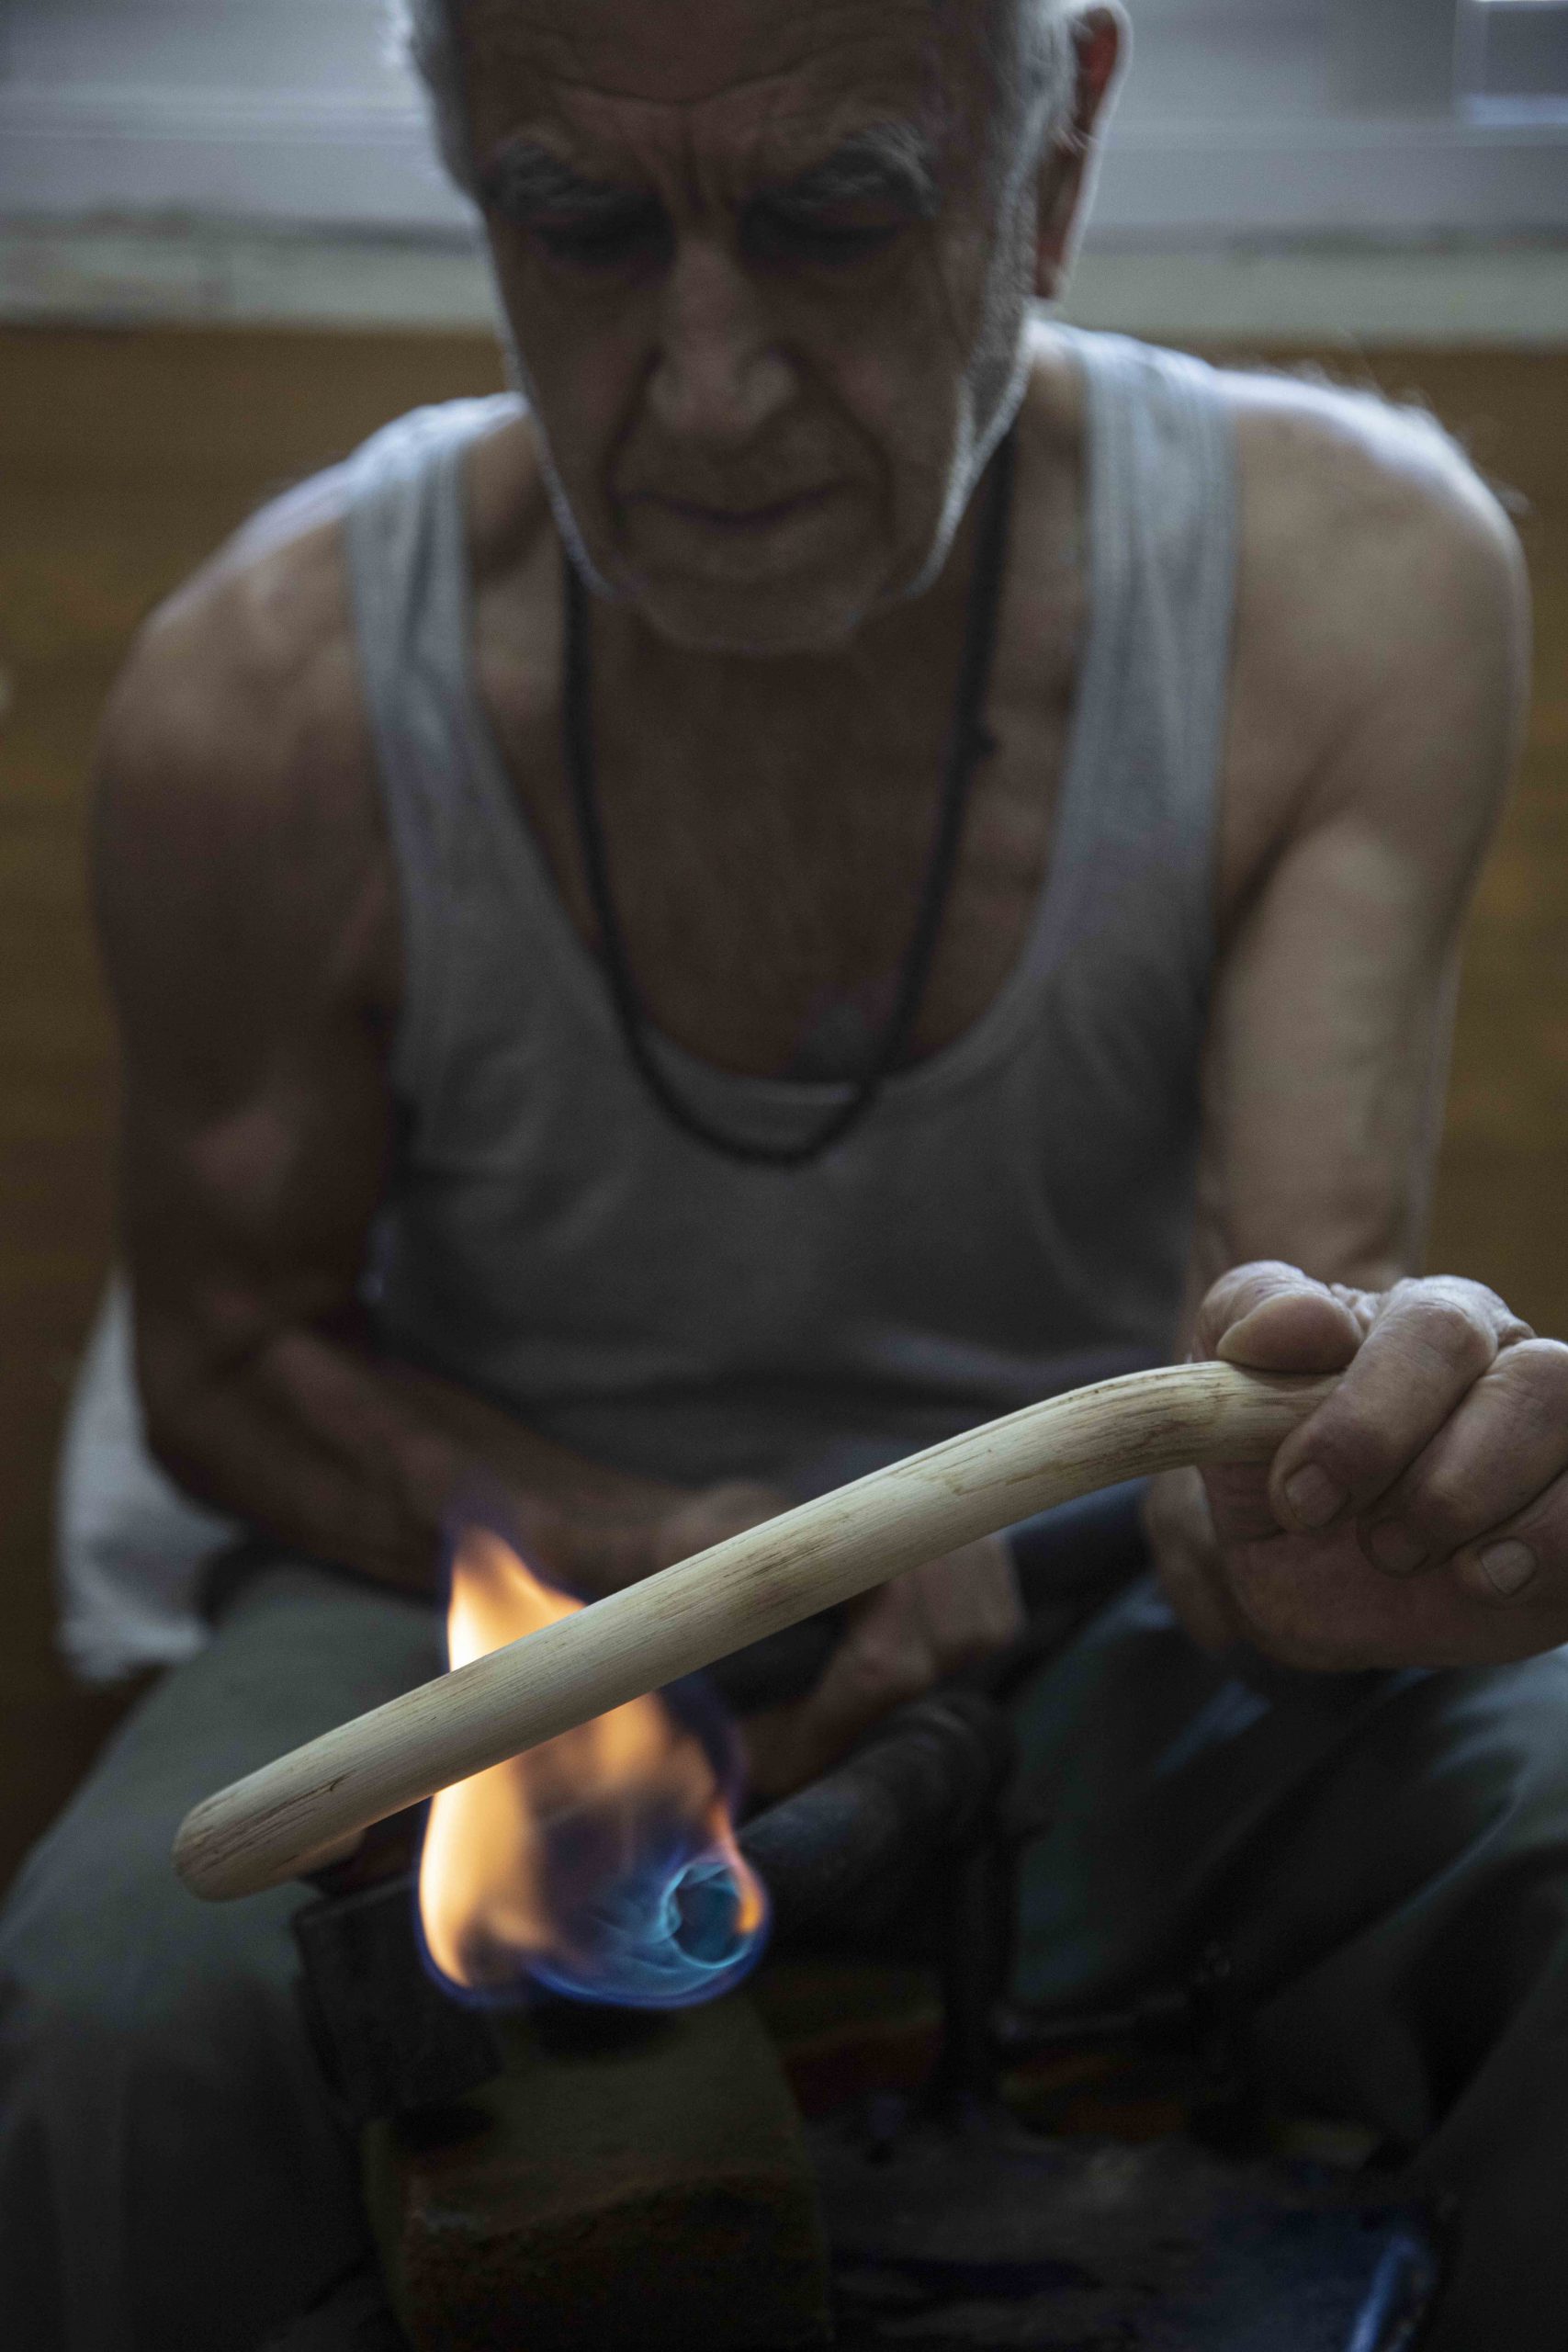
[1194,388,1524,1299]
[1151,379,1552,1667]
[96,497,763,1601]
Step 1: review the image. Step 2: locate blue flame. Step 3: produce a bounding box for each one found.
[520,1833,763,2009]
[421,1779,768,2010]
[418,1503,769,2010]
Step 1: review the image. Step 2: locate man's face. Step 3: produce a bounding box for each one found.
[457,0,1050,654]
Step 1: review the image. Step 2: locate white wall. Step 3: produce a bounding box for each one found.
[1,0,1565,244]
[0,0,466,232]
[1095,0,1568,241]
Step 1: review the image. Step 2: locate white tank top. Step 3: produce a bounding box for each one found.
[354,329,1237,1493]
[57,330,1237,1676]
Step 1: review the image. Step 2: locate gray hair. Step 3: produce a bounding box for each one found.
[993,0,1085,157]
[397,0,472,187]
[394,0,1083,194]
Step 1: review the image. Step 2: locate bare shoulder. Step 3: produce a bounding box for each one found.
[95,463,398,1041]
[1217,365,1529,892]
[1225,366,1526,650]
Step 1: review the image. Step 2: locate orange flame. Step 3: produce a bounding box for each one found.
[418,1526,768,2007]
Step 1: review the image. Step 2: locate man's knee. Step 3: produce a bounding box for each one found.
[0,1826,364,2350]
[0,1824,303,2125]
[1394,1647,1568,1888]
[1235,1650,1568,2134]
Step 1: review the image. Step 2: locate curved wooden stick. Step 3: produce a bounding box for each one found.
[174,1362,1334,1901]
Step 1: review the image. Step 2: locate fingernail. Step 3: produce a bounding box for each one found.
[1479,1540,1538,1599]
[1283,1464,1347,1530]
[1367,1521,1428,1577]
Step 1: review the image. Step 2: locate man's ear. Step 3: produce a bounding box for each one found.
[1033,3,1127,303]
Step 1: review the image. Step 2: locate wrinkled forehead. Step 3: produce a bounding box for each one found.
[456,0,995,175]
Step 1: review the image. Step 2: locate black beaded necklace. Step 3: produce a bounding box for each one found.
[562,423,1019,1168]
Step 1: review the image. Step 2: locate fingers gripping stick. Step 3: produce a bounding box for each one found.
[174,1363,1334,1902]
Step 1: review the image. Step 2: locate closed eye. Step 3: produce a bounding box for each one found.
[532,203,671,272]
[475,146,671,275]
[742,202,908,270]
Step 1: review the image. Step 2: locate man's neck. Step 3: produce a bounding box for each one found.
[589,467,996,766]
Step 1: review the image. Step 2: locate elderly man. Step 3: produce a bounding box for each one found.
[1,0,1561,2344]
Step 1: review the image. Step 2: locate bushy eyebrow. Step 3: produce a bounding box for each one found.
[761,125,941,220]
[476,142,648,218]
[476,123,941,221]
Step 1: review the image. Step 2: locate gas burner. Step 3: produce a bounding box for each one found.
[283,1684,1438,2351]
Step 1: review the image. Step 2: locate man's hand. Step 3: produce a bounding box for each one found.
[1154,1261,1568,1672]
[739,1538,1025,1800]
[650,1485,1024,1802]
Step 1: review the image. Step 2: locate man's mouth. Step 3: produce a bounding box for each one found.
[629,484,842,533]
[614,479,862,590]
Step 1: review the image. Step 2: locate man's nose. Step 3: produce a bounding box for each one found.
[647,234,796,447]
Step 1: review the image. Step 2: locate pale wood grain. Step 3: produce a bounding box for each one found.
[174,1361,1336,1902]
